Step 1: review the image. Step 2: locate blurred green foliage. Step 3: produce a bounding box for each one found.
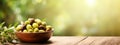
[0,0,59,24]
[1,0,120,36]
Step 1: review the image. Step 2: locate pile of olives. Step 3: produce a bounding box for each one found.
[15,18,53,33]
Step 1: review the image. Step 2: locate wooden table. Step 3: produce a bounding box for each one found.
[17,36,120,45]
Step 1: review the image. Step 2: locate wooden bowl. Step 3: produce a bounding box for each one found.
[15,30,53,43]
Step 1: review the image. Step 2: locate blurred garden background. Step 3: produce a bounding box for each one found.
[0,0,120,36]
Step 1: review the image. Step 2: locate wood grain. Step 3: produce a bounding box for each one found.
[17,36,120,45]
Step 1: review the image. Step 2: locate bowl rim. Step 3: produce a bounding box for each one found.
[15,30,53,34]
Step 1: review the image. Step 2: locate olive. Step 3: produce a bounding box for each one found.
[16,25,23,31]
[33,28,39,32]
[39,30,45,33]
[28,29,33,32]
[38,25,46,30]
[19,31,22,32]
[46,25,52,31]
[32,23,39,28]
[41,22,47,26]
[23,30,27,33]
[34,28,39,30]
[25,20,30,25]
[28,18,35,24]
[26,24,33,30]
[35,19,42,25]
[22,24,26,30]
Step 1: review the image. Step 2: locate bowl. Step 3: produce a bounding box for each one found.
[15,30,53,43]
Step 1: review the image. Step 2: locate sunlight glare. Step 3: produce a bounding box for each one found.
[86,0,96,7]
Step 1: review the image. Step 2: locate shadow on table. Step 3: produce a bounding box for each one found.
[17,40,53,45]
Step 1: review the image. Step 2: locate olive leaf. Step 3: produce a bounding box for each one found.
[0,22,5,28]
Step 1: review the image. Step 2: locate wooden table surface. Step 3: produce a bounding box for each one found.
[17,36,120,45]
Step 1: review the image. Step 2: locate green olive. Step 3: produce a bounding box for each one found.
[28,29,33,32]
[32,23,39,28]
[39,30,45,33]
[16,25,23,31]
[19,31,22,32]
[25,20,30,24]
[33,28,39,32]
[35,19,42,25]
[23,30,27,33]
[34,28,39,30]
[46,25,52,31]
[26,24,33,29]
[41,22,47,26]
